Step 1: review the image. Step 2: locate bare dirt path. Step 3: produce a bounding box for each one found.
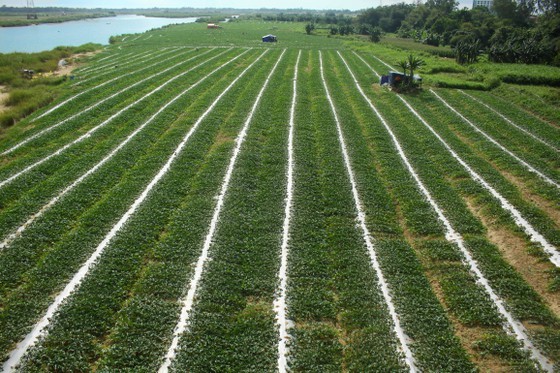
[56,51,100,76]
[0,85,9,114]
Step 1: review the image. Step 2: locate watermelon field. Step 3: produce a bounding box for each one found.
[0,21,559,372]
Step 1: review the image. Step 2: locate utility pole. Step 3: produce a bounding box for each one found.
[27,0,38,20]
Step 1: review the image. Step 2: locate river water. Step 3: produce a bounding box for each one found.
[0,15,198,54]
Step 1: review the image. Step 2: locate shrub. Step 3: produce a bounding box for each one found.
[455,38,481,65]
[370,26,382,43]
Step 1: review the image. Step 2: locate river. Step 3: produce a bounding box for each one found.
[0,15,198,54]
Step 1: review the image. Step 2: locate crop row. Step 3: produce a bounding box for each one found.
[16,49,276,372]
[0,50,247,276]
[320,50,418,370]
[457,90,560,152]
[0,49,253,254]
[353,50,560,304]
[426,89,560,201]
[357,52,560,265]
[334,50,557,371]
[72,47,181,85]
[316,50,482,371]
[433,89,560,209]
[0,48,270,369]
[0,45,557,371]
[1,46,203,157]
[87,51,290,372]
[401,92,560,263]
[159,48,289,373]
[343,50,559,369]
[10,49,274,371]
[274,49,302,373]
[74,48,155,78]
[0,48,245,221]
[0,47,206,159]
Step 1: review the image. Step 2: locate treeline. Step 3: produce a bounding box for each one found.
[268,1,559,65]
[357,0,560,65]
[0,6,114,14]
[256,11,354,24]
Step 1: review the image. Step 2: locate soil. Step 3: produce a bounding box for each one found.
[465,197,560,317]
[57,51,99,76]
[404,230,512,371]
[452,129,559,227]
[438,126,560,315]
[500,169,560,227]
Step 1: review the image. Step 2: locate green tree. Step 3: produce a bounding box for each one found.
[455,38,481,64]
[305,23,315,35]
[397,59,409,75]
[426,0,458,14]
[369,26,382,42]
[407,54,425,78]
[538,0,560,14]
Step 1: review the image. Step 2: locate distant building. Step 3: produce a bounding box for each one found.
[473,0,493,9]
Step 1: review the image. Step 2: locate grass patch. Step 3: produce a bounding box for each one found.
[0,43,100,131]
[382,35,456,58]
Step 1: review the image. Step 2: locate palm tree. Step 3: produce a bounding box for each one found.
[397,60,409,75]
[407,54,425,79]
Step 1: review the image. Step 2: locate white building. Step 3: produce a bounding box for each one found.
[473,0,493,9]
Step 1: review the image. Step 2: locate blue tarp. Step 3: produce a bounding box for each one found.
[262,34,277,42]
[380,75,389,85]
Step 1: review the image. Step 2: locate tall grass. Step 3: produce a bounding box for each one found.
[0,43,100,130]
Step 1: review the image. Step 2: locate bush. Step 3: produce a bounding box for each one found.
[370,26,382,43]
[488,28,556,64]
[455,38,481,65]
[428,75,489,90]
[0,111,17,128]
[424,33,441,47]
[5,89,34,107]
[305,23,315,35]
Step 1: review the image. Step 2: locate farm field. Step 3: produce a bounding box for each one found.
[0,21,559,372]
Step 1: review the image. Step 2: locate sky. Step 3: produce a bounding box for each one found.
[3,0,377,10]
[1,0,473,11]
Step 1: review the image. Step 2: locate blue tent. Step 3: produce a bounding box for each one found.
[262,34,277,42]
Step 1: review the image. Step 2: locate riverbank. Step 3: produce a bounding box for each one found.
[0,13,115,27]
[0,43,101,132]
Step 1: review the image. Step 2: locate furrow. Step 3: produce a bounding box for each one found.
[274,49,301,373]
